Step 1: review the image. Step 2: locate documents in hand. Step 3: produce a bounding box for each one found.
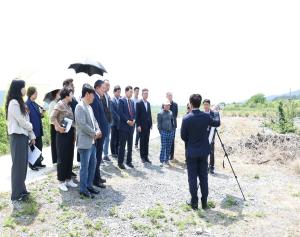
[28,145,42,165]
[209,127,216,144]
[61,117,73,133]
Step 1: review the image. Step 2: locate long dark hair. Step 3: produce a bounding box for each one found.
[5,79,26,119]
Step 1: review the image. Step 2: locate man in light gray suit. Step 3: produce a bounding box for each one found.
[75,84,102,199]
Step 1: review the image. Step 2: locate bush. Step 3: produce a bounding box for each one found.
[0,108,9,155]
[0,108,51,155]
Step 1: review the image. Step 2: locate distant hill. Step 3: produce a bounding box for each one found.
[0,91,4,107]
[266,89,300,101]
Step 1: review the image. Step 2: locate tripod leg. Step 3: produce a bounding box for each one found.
[216,130,246,201]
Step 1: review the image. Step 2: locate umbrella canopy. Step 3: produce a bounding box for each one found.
[68,59,107,76]
[43,89,60,104]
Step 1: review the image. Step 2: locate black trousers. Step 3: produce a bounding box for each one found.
[209,143,215,167]
[94,136,104,184]
[110,125,120,155]
[50,124,58,164]
[10,134,28,200]
[56,127,75,182]
[139,128,150,160]
[170,130,176,159]
[187,156,209,205]
[135,125,140,146]
[118,130,133,165]
[32,136,43,166]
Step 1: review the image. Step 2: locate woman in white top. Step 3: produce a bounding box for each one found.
[5,79,36,202]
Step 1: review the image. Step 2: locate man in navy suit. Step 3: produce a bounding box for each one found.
[136,88,152,164]
[203,99,219,174]
[181,94,220,210]
[117,86,135,169]
[91,80,108,188]
[110,85,121,157]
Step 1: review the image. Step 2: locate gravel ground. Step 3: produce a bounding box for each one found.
[1,117,300,237]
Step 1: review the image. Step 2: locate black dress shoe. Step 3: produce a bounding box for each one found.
[99,178,106,183]
[87,187,100,194]
[103,156,111,162]
[145,159,152,164]
[71,171,77,177]
[118,164,126,169]
[22,191,30,196]
[186,200,198,210]
[126,163,134,168]
[94,182,106,189]
[202,202,208,210]
[29,164,39,171]
[36,163,46,169]
[80,191,94,199]
[141,159,146,163]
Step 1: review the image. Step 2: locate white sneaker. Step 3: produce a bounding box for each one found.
[66,180,78,188]
[160,162,164,167]
[59,182,68,192]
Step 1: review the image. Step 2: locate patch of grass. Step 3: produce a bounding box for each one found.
[180,203,192,212]
[254,211,266,218]
[38,213,46,223]
[14,196,40,217]
[254,174,260,179]
[207,200,216,209]
[292,192,300,198]
[142,203,165,220]
[0,200,8,211]
[126,212,135,220]
[3,216,17,229]
[132,222,155,237]
[174,214,197,231]
[109,206,118,217]
[224,195,238,207]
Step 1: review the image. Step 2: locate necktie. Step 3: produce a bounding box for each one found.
[128,99,133,118]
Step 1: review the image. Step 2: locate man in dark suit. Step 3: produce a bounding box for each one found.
[117,86,135,169]
[203,99,219,174]
[90,80,109,188]
[167,92,178,160]
[181,94,220,210]
[136,88,152,164]
[110,85,121,157]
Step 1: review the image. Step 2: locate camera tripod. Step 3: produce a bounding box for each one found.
[215,130,246,201]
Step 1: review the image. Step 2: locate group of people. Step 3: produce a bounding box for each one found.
[5,78,181,201]
[6,78,220,210]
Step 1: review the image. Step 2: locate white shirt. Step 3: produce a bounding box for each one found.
[143,99,148,111]
[87,105,96,144]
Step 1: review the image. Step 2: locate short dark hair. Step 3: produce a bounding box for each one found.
[27,86,37,98]
[81,83,95,98]
[203,99,211,104]
[134,87,139,91]
[60,87,73,100]
[189,94,202,108]
[142,88,149,93]
[94,79,104,89]
[125,86,133,92]
[63,78,73,87]
[113,85,121,93]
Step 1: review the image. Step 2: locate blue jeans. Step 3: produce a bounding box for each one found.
[78,144,96,193]
[159,130,175,163]
[103,124,111,157]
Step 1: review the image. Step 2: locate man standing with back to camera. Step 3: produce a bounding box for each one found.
[181,94,220,210]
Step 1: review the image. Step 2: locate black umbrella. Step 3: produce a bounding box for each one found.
[68,59,107,76]
[43,89,60,104]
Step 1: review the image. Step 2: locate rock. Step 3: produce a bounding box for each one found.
[196,227,203,235]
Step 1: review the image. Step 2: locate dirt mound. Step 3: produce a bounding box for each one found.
[232,133,300,164]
